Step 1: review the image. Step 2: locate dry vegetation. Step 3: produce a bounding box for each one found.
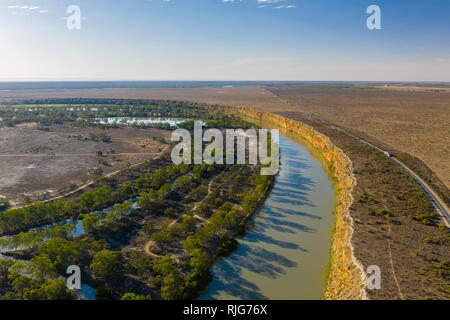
[0,124,168,206]
[272,111,449,299]
[265,86,450,192]
[5,85,446,193]
[0,87,284,111]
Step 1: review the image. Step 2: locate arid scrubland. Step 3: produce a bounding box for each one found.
[265,86,450,190]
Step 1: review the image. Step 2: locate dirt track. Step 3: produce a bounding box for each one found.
[0,124,169,205]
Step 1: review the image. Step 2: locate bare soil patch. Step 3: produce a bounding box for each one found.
[0,124,168,205]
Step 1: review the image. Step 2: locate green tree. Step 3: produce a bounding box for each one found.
[120,183,134,198]
[241,194,258,214]
[127,251,152,274]
[120,293,151,300]
[136,174,152,191]
[29,255,57,281]
[38,238,79,273]
[181,216,197,233]
[90,250,124,281]
[157,184,171,200]
[152,254,184,300]
[189,248,210,273]
[106,202,132,222]
[0,259,13,288]
[183,236,201,253]
[93,168,103,178]
[95,286,114,300]
[160,271,183,300]
[81,212,100,234]
[138,190,158,211]
[153,254,176,277]
[41,279,75,300]
[196,203,212,217]
[151,169,167,189]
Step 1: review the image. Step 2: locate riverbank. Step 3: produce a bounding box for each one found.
[199,132,336,299]
[212,105,367,300]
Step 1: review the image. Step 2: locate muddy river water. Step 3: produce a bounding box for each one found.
[199,123,336,299]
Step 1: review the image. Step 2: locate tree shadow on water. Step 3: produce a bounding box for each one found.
[200,261,268,300]
[262,216,317,233]
[244,231,307,251]
[269,194,316,208]
[257,221,297,234]
[276,178,315,193]
[272,206,322,220]
[201,242,300,300]
[270,188,312,203]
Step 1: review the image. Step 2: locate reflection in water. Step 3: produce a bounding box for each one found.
[199,134,335,300]
[97,117,188,126]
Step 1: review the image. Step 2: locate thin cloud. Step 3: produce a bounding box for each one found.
[7,4,49,14]
[257,0,286,3]
[273,5,296,9]
[256,0,296,9]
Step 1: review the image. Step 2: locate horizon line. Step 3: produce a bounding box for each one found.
[0,80,450,84]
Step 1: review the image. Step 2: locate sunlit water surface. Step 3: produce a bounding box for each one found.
[199,131,335,300]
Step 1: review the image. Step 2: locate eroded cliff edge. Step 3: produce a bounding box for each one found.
[213,106,367,300]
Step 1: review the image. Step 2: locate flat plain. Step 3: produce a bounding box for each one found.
[2,85,447,191]
[265,86,450,190]
[0,123,168,205]
[1,84,448,192]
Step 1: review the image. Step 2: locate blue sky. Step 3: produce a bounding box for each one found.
[1,0,449,81]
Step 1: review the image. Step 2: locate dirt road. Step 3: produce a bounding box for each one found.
[319,117,450,227]
[10,146,169,209]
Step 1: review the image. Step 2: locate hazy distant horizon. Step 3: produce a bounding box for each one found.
[1,80,450,91]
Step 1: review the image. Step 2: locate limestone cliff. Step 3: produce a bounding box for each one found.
[212,106,367,300]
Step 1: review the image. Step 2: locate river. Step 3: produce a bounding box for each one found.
[0,116,336,300]
[199,125,336,299]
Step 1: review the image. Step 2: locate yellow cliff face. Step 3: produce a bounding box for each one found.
[212,106,367,300]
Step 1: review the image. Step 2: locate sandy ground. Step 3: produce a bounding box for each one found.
[0,124,169,204]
